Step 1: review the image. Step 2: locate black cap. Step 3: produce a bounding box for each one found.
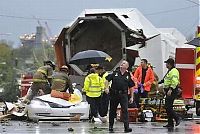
[164,58,175,65]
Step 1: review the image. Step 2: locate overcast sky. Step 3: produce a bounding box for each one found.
[0,0,199,47]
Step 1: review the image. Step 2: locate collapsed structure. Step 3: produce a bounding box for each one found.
[54,8,191,79]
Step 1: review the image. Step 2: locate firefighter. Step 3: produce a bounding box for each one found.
[133,59,154,108]
[83,68,104,122]
[105,60,134,133]
[51,65,73,99]
[159,58,181,128]
[24,60,55,102]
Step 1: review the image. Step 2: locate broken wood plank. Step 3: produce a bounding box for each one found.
[0,114,11,121]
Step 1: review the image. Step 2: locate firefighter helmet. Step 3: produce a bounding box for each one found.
[44,60,56,70]
[60,65,69,72]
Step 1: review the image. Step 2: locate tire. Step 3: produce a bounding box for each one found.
[196,101,200,116]
[27,111,39,123]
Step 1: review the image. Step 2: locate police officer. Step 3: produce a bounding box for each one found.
[25,60,55,102]
[105,60,134,133]
[51,65,73,95]
[159,58,181,128]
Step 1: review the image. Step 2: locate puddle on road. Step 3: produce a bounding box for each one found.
[88,126,107,134]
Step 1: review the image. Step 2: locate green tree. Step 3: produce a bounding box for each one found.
[0,42,19,102]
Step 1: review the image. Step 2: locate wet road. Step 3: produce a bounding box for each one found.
[0,120,200,134]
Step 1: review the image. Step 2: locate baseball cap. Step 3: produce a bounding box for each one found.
[164,58,175,65]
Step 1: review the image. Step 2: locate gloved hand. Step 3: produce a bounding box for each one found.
[134,89,138,94]
[138,83,143,88]
[140,86,144,93]
[138,83,144,93]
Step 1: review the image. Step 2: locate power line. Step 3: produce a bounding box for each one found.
[144,5,198,16]
[183,18,199,36]
[186,0,200,6]
[0,14,72,21]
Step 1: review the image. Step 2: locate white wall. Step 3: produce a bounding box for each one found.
[135,35,163,80]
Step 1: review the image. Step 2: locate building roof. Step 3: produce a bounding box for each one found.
[67,8,160,38]
[158,28,195,48]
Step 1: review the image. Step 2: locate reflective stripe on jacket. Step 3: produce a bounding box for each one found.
[32,65,53,83]
[32,78,48,83]
[164,68,180,89]
[133,66,155,91]
[37,69,47,76]
[83,73,104,97]
[51,71,71,92]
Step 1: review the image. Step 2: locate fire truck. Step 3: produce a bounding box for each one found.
[175,27,200,116]
[20,73,33,97]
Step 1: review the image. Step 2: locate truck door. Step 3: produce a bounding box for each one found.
[175,48,195,99]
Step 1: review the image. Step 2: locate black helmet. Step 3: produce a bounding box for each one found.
[44,60,56,70]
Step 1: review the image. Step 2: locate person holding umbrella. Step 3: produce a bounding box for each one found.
[83,68,104,122]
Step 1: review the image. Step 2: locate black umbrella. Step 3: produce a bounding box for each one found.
[185,37,200,47]
[69,50,112,65]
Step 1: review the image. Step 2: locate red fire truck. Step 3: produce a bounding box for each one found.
[176,47,200,116]
[20,73,33,97]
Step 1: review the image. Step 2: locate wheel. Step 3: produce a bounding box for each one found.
[196,101,200,116]
[27,111,39,123]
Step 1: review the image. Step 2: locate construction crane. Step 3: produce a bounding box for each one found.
[33,16,48,61]
[45,21,53,38]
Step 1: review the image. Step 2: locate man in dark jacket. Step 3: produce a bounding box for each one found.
[159,58,181,128]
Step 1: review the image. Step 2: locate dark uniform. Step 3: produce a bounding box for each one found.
[160,58,181,128]
[106,70,134,131]
[163,67,180,127]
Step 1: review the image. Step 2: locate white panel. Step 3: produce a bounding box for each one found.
[176,64,195,69]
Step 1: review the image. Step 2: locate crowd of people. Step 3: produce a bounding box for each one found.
[23,57,181,133]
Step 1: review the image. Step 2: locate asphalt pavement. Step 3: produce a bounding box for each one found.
[0,119,200,134]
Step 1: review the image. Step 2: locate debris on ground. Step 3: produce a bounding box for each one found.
[0,114,11,121]
[51,122,60,126]
[1,118,11,126]
[68,127,74,132]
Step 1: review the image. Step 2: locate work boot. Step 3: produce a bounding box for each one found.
[163,124,174,128]
[175,118,181,126]
[124,128,132,133]
[109,126,114,132]
[89,117,95,123]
